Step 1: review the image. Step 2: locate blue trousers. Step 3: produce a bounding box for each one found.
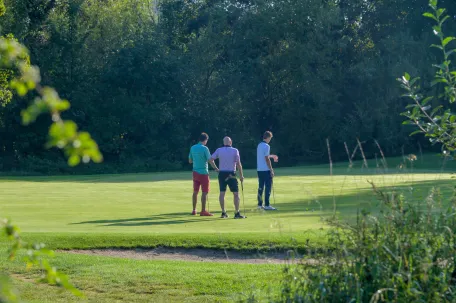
[257,171,272,206]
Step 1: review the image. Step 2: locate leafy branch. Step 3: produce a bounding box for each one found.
[399,0,456,153]
[0,1,103,301]
[0,41,87,302]
[0,37,102,166]
[1,218,83,302]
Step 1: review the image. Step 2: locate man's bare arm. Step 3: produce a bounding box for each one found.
[208,158,219,172]
[236,160,244,181]
[189,158,193,164]
[264,156,275,177]
[268,154,279,162]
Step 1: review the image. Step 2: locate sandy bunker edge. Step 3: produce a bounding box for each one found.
[58,247,315,264]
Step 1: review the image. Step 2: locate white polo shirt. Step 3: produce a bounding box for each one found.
[257,141,270,171]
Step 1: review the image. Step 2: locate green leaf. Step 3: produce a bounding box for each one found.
[423,12,438,21]
[431,105,443,116]
[21,110,33,125]
[432,63,446,70]
[448,49,456,57]
[429,0,438,9]
[433,25,442,36]
[410,130,422,136]
[26,80,36,90]
[431,44,443,50]
[15,82,27,96]
[422,96,434,105]
[63,121,78,138]
[450,115,456,123]
[78,132,91,141]
[68,155,80,167]
[409,77,420,86]
[436,8,446,18]
[49,123,63,138]
[443,37,455,47]
[92,151,103,163]
[55,100,70,111]
[403,72,410,81]
[431,78,448,86]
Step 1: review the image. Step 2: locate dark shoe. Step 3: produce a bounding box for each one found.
[221,212,229,218]
[234,212,246,219]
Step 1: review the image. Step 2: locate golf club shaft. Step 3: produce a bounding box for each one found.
[272,177,276,205]
[241,181,245,215]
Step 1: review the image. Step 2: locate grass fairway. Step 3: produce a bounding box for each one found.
[1,155,456,301]
[0,249,281,302]
[1,155,455,249]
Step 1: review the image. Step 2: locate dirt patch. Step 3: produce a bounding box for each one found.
[59,248,314,264]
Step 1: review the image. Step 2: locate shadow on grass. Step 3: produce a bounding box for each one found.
[71,212,220,227]
[258,178,456,227]
[70,179,455,228]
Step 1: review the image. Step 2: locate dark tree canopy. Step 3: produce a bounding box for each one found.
[0,0,446,174]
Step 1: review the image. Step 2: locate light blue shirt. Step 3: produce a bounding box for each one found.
[257,141,270,171]
[189,143,211,175]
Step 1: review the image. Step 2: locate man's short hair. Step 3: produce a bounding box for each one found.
[263,131,273,139]
[199,132,209,142]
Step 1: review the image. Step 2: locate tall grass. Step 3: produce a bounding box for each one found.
[276,182,456,302]
[326,139,336,217]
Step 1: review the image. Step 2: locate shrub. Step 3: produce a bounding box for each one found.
[261,1,456,302]
[277,184,456,302]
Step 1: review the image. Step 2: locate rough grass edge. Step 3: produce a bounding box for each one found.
[0,232,332,255]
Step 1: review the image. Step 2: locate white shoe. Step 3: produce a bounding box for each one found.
[264,206,277,211]
[257,206,264,210]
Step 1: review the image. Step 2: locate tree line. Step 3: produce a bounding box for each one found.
[0,0,453,174]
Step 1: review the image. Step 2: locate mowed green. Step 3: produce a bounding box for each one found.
[0,155,455,249]
[1,155,456,302]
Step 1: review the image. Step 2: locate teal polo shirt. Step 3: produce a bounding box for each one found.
[189,143,211,175]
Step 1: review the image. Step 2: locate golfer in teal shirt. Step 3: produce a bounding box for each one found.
[189,133,219,216]
[189,143,211,175]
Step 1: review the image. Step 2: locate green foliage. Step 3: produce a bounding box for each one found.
[261,4,456,302]
[0,68,13,105]
[1,218,83,302]
[0,0,5,17]
[0,274,18,303]
[0,1,103,301]
[275,185,456,302]
[0,0,440,173]
[0,34,102,166]
[400,0,456,153]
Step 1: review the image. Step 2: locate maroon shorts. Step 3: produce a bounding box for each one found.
[193,171,210,193]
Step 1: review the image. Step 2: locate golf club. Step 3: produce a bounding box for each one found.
[271,177,277,207]
[241,180,246,216]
